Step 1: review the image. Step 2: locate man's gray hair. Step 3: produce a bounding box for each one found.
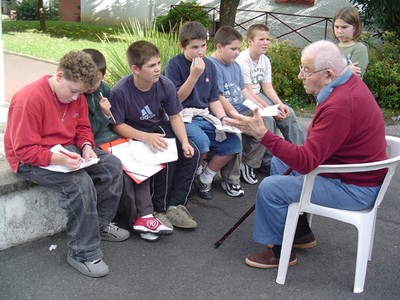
[302,40,347,74]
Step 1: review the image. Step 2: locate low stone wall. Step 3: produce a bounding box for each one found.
[0,162,66,250]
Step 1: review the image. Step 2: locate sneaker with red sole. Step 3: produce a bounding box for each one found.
[133,215,173,236]
[245,249,297,269]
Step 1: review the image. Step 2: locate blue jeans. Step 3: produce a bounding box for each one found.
[253,157,380,245]
[17,146,123,261]
[185,117,241,155]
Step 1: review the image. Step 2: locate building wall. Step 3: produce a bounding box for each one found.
[58,0,80,22]
[81,0,154,26]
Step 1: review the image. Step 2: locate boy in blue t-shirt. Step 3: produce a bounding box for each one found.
[209,26,279,186]
[109,41,200,230]
[83,48,173,242]
[164,21,242,199]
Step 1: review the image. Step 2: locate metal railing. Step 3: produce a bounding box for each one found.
[170,5,333,44]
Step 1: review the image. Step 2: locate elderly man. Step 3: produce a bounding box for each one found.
[225,40,387,269]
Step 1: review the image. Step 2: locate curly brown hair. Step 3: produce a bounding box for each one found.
[57,51,98,88]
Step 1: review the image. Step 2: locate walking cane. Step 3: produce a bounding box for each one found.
[214,167,293,248]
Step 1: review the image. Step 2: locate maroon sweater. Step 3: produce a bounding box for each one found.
[261,74,387,187]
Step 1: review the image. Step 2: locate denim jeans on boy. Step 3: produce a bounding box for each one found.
[17,146,123,262]
[185,116,241,155]
[253,157,380,245]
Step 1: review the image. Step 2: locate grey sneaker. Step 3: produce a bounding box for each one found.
[166,205,197,229]
[196,176,213,200]
[154,212,173,229]
[67,256,109,278]
[101,223,130,242]
[195,160,208,176]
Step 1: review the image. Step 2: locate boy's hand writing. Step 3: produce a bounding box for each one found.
[57,151,83,170]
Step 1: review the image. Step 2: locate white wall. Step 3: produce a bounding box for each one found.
[81,0,154,26]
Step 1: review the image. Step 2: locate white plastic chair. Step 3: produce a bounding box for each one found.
[276,135,400,293]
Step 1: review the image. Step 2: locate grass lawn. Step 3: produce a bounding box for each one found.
[2,20,125,63]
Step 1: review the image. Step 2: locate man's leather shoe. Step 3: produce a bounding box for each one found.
[293,232,317,249]
[267,232,317,249]
[245,249,297,269]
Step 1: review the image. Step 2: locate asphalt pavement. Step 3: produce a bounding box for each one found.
[0,52,399,300]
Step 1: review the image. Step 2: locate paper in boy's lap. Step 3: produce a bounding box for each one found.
[99,138,177,184]
[129,138,178,165]
[242,99,279,116]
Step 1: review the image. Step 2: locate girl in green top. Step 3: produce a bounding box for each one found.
[333,6,369,78]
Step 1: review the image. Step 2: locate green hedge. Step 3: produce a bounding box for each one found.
[363,32,400,109]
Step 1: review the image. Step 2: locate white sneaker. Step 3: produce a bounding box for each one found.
[221,182,244,197]
[240,162,258,185]
[140,232,160,242]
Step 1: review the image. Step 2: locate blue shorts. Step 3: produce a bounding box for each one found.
[185,117,241,156]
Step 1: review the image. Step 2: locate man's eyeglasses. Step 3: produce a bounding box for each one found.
[299,66,329,78]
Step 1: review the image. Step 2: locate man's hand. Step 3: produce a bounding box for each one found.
[225,108,268,141]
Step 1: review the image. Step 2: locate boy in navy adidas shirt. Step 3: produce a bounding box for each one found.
[109,41,200,230]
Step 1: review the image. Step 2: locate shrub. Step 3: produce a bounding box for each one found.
[267,40,311,109]
[364,32,400,109]
[154,1,209,33]
[102,19,180,87]
[14,0,58,21]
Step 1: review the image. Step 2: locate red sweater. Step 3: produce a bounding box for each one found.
[5,76,94,173]
[261,74,387,187]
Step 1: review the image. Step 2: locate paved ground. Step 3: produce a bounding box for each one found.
[0,52,399,299]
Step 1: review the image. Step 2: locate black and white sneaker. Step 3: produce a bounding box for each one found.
[221,182,244,197]
[240,162,258,185]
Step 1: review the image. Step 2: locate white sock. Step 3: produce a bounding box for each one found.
[199,167,216,184]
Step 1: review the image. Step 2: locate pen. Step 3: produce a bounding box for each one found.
[99,92,116,123]
[59,149,79,160]
[347,54,354,66]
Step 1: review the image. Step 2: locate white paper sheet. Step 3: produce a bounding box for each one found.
[243,99,280,116]
[39,144,100,173]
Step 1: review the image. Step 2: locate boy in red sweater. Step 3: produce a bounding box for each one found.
[4,51,129,277]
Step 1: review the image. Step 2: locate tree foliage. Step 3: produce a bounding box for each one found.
[351,0,400,36]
